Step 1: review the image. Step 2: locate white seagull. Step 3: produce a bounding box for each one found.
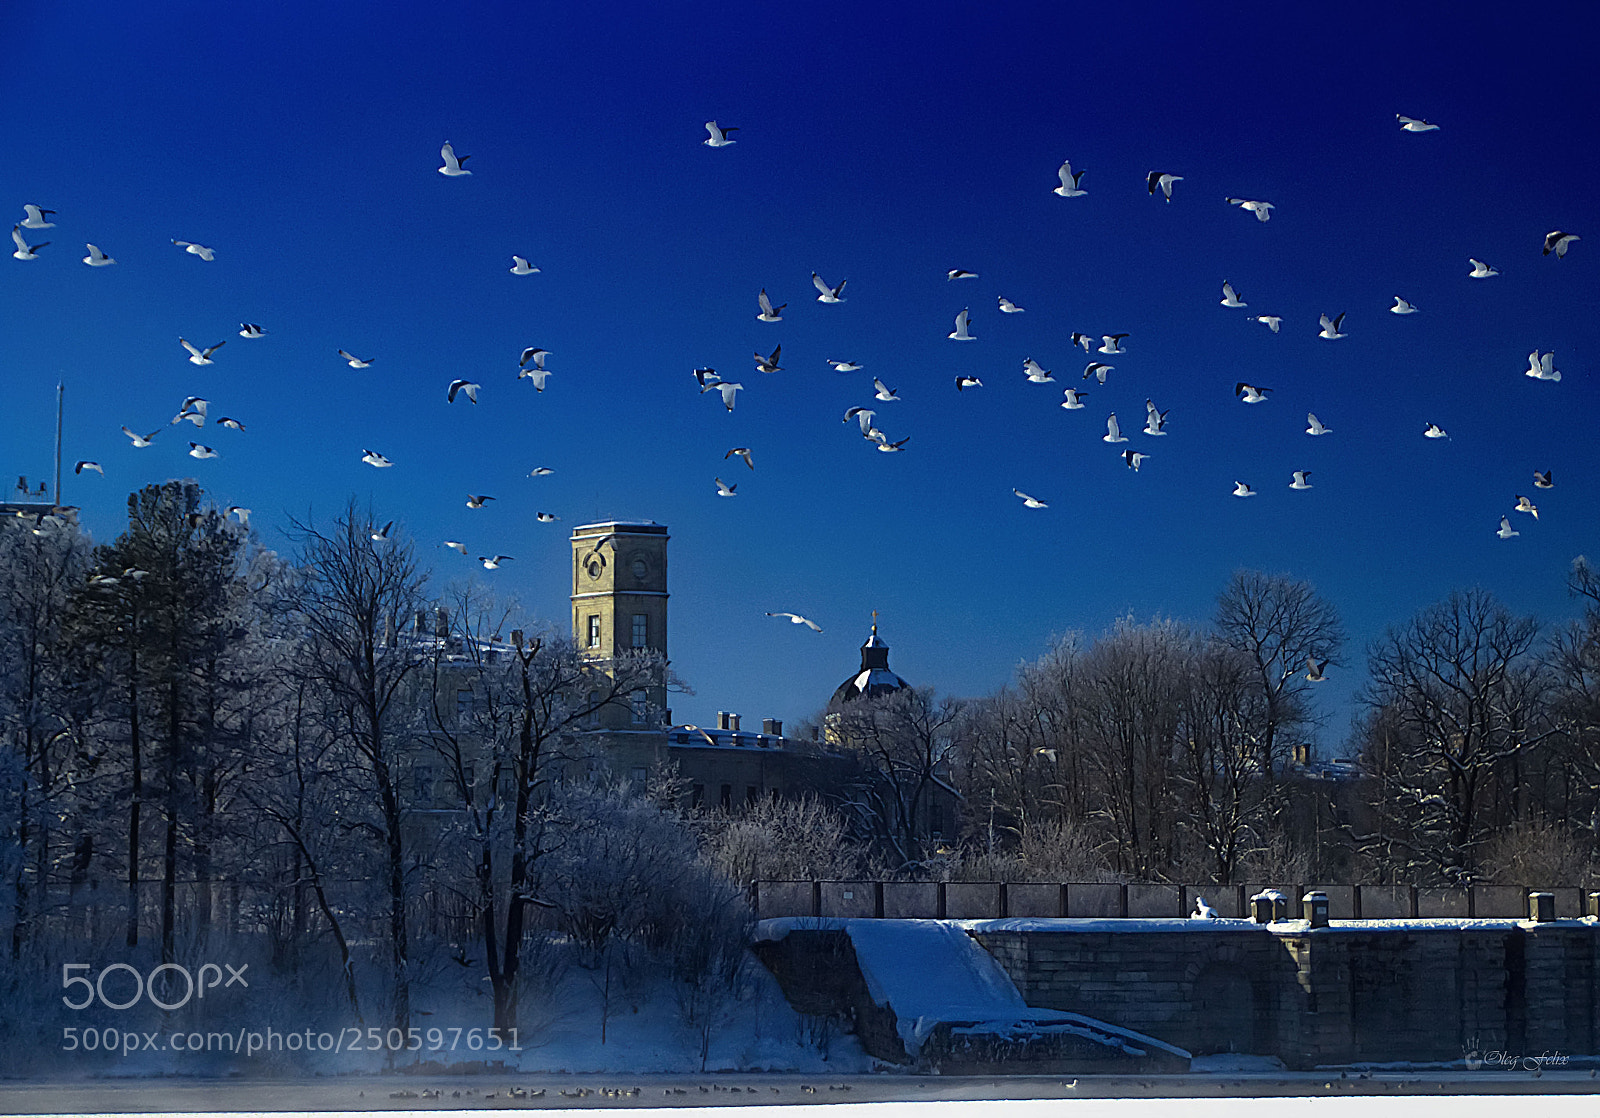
[872,433,909,452]
[843,407,875,435]
[947,268,978,281]
[1023,357,1054,383]
[442,541,467,555]
[1306,656,1328,682]
[714,477,737,497]
[465,494,495,509]
[20,204,55,229]
[713,381,742,411]
[1543,231,1580,258]
[479,555,512,569]
[239,323,267,338]
[766,611,822,632]
[1424,422,1449,439]
[361,449,393,468]
[1060,388,1086,409]
[1123,449,1149,471]
[1013,489,1048,509]
[955,374,983,391]
[1525,350,1560,382]
[338,349,374,368]
[535,512,560,522]
[83,243,115,267]
[11,225,45,259]
[180,337,225,365]
[1513,495,1539,520]
[1390,296,1418,315]
[827,359,862,372]
[1232,481,1257,497]
[1225,197,1274,222]
[1306,413,1333,436]
[528,466,554,477]
[520,366,552,391]
[1098,333,1128,355]
[703,121,738,147]
[1250,314,1282,333]
[1397,115,1439,132]
[448,379,480,404]
[756,288,784,322]
[948,308,975,341]
[1103,413,1127,443]
[188,443,219,459]
[1143,399,1169,436]
[171,239,215,261]
[1534,470,1553,489]
[1220,281,1247,308]
[1147,171,1183,201]
[1290,471,1313,490]
[812,272,847,302]
[1236,382,1271,403]
[227,506,251,527]
[509,256,540,275]
[1070,331,1093,352]
[172,397,208,426]
[520,347,550,370]
[873,378,900,402]
[75,461,104,476]
[1496,516,1518,540]
[754,345,782,373]
[1318,312,1347,339]
[725,447,754,470]
[216,416,246,431]
[1053,160,1087,197]
[438,141,471,176]
[1468,258,1498,278]
[997,295,1025,313]
[122,426,158,448]
[370,521,394,542]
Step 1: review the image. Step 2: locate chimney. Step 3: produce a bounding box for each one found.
[763,718,783,737]
[414,609,427,634]
[434,607,449,639]
[1528,891,1556,922]
[510,629,523,649]
[728,713,740,732]
[717,711,731,731]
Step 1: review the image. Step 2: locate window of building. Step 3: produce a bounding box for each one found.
[691,784,704,809]
[930,802,945,839]
[746,785,760,806]
[631,613,647,648]
[719,784,732,811]
[456,689,473,716]
[630,767,648,786]
[413,766,434,805]
[587,614,601,648]
[630,689,648,724]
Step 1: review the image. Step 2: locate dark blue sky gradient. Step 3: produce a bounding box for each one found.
[3,2,1597,748]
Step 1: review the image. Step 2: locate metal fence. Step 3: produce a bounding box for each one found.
[751,880,1600,921]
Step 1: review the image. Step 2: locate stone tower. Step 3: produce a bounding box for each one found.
[570,520,669,733]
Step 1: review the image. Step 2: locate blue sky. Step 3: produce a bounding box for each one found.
[3,2,1597,749]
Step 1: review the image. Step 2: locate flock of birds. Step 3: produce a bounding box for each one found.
[9,113,1582,647]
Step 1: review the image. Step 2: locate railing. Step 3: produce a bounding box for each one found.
[751,880,1600,921]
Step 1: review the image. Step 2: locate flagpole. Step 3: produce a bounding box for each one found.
[54,382,64,508]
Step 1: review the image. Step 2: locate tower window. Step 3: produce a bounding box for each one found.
[587,614,600,648]
[746,785,760,806]
[719,784,732,810]
[630,689,648,725]
[631,613,648,648]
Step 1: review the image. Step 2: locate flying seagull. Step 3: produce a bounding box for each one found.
[1103,413,1127,443]
[947,268,978,281]
[1226,197,1274,222]
[1305,656,1328,682]
[1424,422,1449,439]
[714,477,737,497]
[171,239,215,260]
[370,521,394,542]
[1513,495,1539,520]
[1306,413,1333,436]
[1123,449,1149,471]
[519,366,551,391]
[479,555,512,569]
[448,379,480,404]
[1525,350,1560,382]
[712,381,742,411]
[216,416,246,431]
[766,611,822,632]
[1390,297,1418,315]
[20,204,55,229]
[812,272,846,303]
[1318,313,1347,339]
[948,308,975,340]
[509,256,539,275]
[438,141,471,176]
[1147,171,1183,201]
[703,121,738,147]
[239,323,267,337]
[754,345,782,374]
[1143,399,1169,436]
[74,461,104,476]
[1060,388,1086,409]
[11,226,45,259]
[519,347,550,369]
[827,358,862,372]
[873,378,900,402]
[1468,258,1498,278]
[872,433,909,452]
[535,512,560,522]
[843,407,875,435]
[361,449,393,468]
[180,337,225,365]
[1098,333,1128,354]
[226,507,251,527]
[955,374,983,391]
[172,397,207,426]
[1022,357,1055,383]
[122,426,158,447]
[442,540,467,555]
[465,494,496,509]
[1232,481,1257,497]
[1496,516,1519,540]
[1236,382,1271,403]
[1220,281,1247,308]
[725,447,754,470]
[997,295,1024,313]
[188,443,219,459]
[1013,489,1048,509]
[82,243,115,266]
[1053,160,1087,197]
[1290,471,1313,490]
[528,467,554,477]
[1396,115,1439,132]
[756,288,784,322]
[1070,332,1093,352]
[1543,231,1579,258]
[338,349,374,368]
[1250,314,1282,333]
[1533,470,1553,489]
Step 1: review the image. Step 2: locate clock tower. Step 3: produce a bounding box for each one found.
[570,520,669,732]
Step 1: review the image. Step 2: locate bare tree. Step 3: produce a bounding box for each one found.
[1357,588,1553,883]
[1172,640,1268,884]
[1214,570,1344,780]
